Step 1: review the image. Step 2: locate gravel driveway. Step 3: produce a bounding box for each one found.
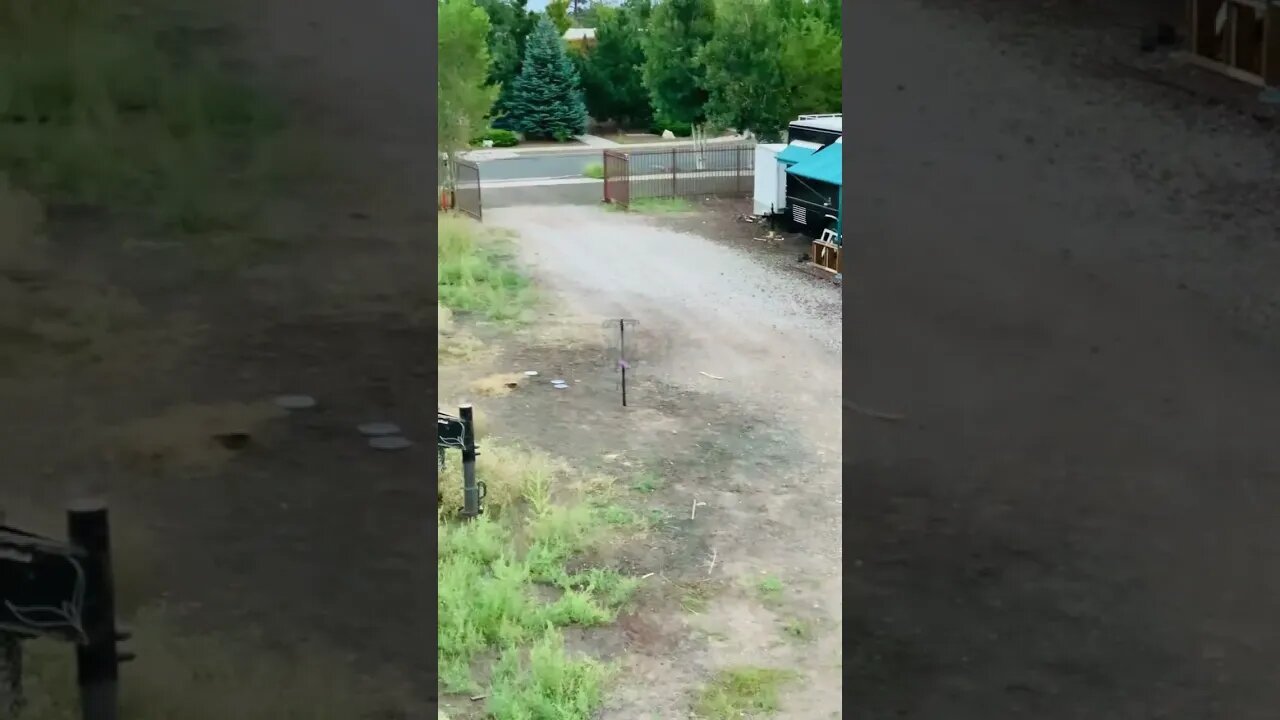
[486,204,845,717]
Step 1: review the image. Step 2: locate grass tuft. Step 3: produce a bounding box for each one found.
[437,443,640,712]
[0,3,286,233]
[755,575,785,604]
[438,442,564,520]
[693,666,800,719]
[438,213,534,321]
[486,630,612,720]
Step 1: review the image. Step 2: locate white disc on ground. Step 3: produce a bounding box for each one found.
[275,394,317,410]
[369,436,414,451]
[358,422,402,437]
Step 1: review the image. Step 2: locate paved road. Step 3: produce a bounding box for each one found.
[484,184,601,208]
[477,153,602,181]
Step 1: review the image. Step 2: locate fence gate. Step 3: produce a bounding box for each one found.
[602,150,629,208]
[454,158,482,221]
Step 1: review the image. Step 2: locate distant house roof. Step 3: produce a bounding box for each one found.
[563,28,597,42]
[787,137,841,186]
[789,114,842,134]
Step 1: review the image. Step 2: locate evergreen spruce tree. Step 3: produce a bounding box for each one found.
[505,17,588,140]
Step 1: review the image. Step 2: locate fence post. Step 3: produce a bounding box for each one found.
[460,405,481,519]
[736,146,743,193]
[68,501,120,720]
[0,634,20,719]
[671,148,677,197]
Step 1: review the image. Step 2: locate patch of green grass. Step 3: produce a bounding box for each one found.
[438,213,534,322]
[756,575,785,603]
[598,503,643,527]
[780,617,814,643]
[0,3,286,234]
[582,161,604,179]
[645,507,672,528]
[630,472,662,494]
[486,630,612,720]
[693,666,799,719]
[437,443,642,713]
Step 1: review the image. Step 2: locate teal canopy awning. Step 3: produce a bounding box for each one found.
[786,140,841,186]
[776,142,818,165]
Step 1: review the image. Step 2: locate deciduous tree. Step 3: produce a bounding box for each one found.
[546,0,573,34]
[579,0,654,128]
[780,14,841,117]
[438,0,499,165]
[641,0,715,126]
[699,0,790,140]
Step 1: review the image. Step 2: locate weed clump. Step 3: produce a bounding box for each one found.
[0,2,285,231]
[438,213,533,321]
[693,666,800,719]
[437,443,642,718]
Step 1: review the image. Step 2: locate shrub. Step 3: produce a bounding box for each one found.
[471,128,519,147]
[648,117,692,137]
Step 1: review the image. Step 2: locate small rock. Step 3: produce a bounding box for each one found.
[274,394,317,410]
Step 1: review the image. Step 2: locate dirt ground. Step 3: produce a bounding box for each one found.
[440,204,843,717]
[4,0,436,709]
[848,1,1280,718]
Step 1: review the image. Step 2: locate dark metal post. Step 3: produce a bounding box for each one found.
[619,319,628,407]
[67,501,119,720]
[0,633,21,718]
[459,405,480,519]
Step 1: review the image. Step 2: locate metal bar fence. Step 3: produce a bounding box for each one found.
[454,159,482,221]
[603,150,629,207]
[602,144,755,207]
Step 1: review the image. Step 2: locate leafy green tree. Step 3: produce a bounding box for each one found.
[579,0,653,128]
[572,0,611,27]
[780,14,841,116]
[546,0,573,34]
[699,0,790,140]
[641,0,715,126]
[505,17,588,140]
[438,0,500,165]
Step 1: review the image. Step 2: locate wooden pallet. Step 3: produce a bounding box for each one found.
[1187,0,1280,87]
[810,238,841,274]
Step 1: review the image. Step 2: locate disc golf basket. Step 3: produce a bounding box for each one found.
[438,405,484,518]
[601,319,639,407]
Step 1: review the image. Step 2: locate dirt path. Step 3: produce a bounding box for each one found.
[479,205,843,717]
[847,1,1280,718]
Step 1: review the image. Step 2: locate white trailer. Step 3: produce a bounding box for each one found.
[752,143,787,217]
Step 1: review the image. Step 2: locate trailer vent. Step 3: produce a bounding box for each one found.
[792,204,807,224]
